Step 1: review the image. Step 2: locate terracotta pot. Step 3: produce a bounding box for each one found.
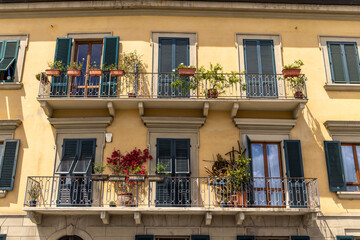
[117,192,133,206]
[207,89,218,98]
[282,68,301,78]
[231,191,247,207]
[294,91,304,99]
[178,67,196,77]
[45,69,61,77]
[67,69,82,77]
[89,69,103,77]
[128,93,136,98]
[110,69,125,77]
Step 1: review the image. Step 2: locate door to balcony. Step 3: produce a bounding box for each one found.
[71,41,103,97]
[158,37,190,98]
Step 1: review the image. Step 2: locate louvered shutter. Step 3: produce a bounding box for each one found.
[0,41,3,59]
[328,42,346,83]
[101,36,119,97]
[0,140,20,191]
[260,40,277,97]
[135,235,154,240]
[191,235,210,240]
[73,139,96,174]
[175,139,190,174]
[344,43,360,84]
[158,38,173,97]
[244,40,259,74]
[156,139,172,206]
[0,234,6,240]
[291,237,310,240]
[324,141,346,191]
[284,140,306,207]
[337,236,354,240]
[0,41,19,73]
[51,38,72,96]
[237,236,254,240]
[56,139,78,174]
[174,38,190,97]
[246,135,255,205]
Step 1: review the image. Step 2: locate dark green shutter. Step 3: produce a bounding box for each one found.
[156,138,172,206]
[284,140,304,178]
[291,236,310,240]
[135,236,154,240]
[51,38,72,96]
[0,41,19,72]
[244,40,259,74]
[328,43,346,83]
[324,141,346,191]
[0,234,6,240]
[191,235,210,240]
[0,41,3,58]
[260,40,275,74]
[72,139,96,174]
[0,140,20,191]
[246,135,254,205]
[344,43,360,84]
[337,236,354,240]
[101,36,119,97]
[174,139,190,174]
[237,236,254,240]
[56,139,78,174]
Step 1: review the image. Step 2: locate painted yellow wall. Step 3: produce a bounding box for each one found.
[1,14,360,214]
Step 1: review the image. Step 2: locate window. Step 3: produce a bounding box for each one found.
[0,40,19,82]
[0,140,20,191]
[327,42,360,84]
[341,144,360,191]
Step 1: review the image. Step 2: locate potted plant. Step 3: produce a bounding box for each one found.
[286,75,307,99]
[171,65,200,97]
[104,64,125,77]
[148,162,168,182]
[36,72,49,85]
[92,163,108,181]
[45,60,66,77]
[89,62,103,77]
[282,59,304,78]
[67,61,83,77]
[109,200,117,207]
[177,63,196,77]
[28,184,40,207]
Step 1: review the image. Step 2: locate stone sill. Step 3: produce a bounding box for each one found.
[324,84,360,91]
[337,191,360,199]
[0,82,23,90]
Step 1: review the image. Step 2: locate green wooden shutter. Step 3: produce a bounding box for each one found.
[56,139,78,174]
[101,36,119,97]
[0,140,20,191]
[337,236,354,240]
[0,234,6,240]
[51,38,72,96]
[328,42,346,83]
[324,141,346,191]
[135,235,154,240]
[191,235,210,240]
[244,40,259,74]
[237,236,255,240]
[0,41,20,71]
[174,139,190,174]
[0,41,4,59]
[156,138,172,206]
[291,237,310,240]
[72,139,96,174]
[344,43,360,84]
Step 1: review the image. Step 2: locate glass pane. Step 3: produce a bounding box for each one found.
[72,44,88,96]
[269,190,283,206]
[56,157,76,174]
[254,190,266,206]
[341,145,357,182]
[267,144,281,188]
[251,143,265,188]
[88,43,103,96]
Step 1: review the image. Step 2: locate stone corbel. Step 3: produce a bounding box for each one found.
[107,102,115,117]
[231,103,239,118]
[302,212,317,227]
[100,211,110,224]
[138,102,144,116]
[205,212,212,225]
[203,102,209,117]
[134,211,141,225]
[292,103,305,119]
[40,101,53,117]
[27,211,42,225]
[235,212,245,225]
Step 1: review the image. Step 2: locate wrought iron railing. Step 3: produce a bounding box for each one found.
[38,72,307,100]
[24,176,319,209]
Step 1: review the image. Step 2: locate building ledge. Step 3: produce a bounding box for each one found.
[0,82,23,90]
[337,191,360,199]
[324,84,360,91]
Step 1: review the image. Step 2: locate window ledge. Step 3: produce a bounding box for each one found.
[0,82,23,90]
[324,84,360,91]
[0,190,7,198]
[337,191,360,199]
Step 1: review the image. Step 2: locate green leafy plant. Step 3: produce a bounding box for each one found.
[89,61,101,70]
[227,154,251,192]
[93,163,106,174]
[47,60,66,71]
[103,63,118,71]
[176,63,196,69]
[283,59,304,69]
[35,72,49,84]
[155,162,170,175]
[67,61,83,70]
[109,200,116,205]
[28,184,41,201]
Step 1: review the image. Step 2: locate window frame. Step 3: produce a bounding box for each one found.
[340,143,360,190]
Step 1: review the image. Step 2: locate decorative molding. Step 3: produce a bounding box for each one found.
[324,84,360,91]
[337,191,360,199]
[0,190,7,198]
[324,120,360,137]
[67,32,112,39]
[0,82,23,90]
[234,118,297,134]
[0,119,22,131]
[48,117,113,130]
[141,116,206,129]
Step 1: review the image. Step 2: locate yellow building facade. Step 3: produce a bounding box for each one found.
[0,1,360,239]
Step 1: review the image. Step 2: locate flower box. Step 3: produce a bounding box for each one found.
[148,175,165,182]
[110,69,125,77]
[109,175,126,182]
[67,69,82,77]
[178,67,196,77]
[45,69,61,77]
[282,68,301,78]
[91,174,109,181]
[89,69,104,77]
[128,175,145,182]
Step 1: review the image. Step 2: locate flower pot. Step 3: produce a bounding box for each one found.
[67,69,82,77]
[109,203,116,207]
[45,69,61,77]
[231,191,247,207]
[110,69,125,77]
[294,91,304,99]
[178,67,196,77]
[128,93,136,98]
[282,68,301,78]
[91,174,109,181]
[29,200,37,207]
[220,202,228,208]
[89,69,103,77]
[128,175,145,182]
[207,89,218,98]
[117,192,133,206]
[109,175,126,182]
[148,175,165,182]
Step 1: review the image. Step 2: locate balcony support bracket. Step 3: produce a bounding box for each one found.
[205,212,212,225]
[100,211,110,224]
[134,211,142,225]
[302,212,317,227]
[203,102,209,117]
[40,101,53,117]
[107,102,115,117]
[293,103,305,119]
[27,211,42,225]
[231,103,239,118]
[235,212,245,226]
[138,102,144,116]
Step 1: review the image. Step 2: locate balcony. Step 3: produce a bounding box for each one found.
[37,72,308,118]
[24,176,319,225]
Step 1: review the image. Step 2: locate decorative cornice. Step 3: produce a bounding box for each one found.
[0,119,22,130]
[234,118,297,134]
[141,116,206,129]
[48,117,113,130]
[324,120,360,136]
